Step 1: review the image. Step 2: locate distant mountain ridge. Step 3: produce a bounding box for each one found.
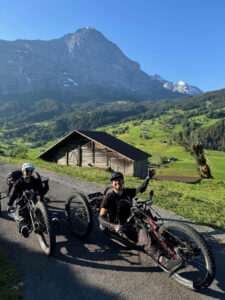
[152,74,202,95]
[0,27,202,102]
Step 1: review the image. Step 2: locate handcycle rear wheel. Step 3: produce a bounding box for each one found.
[34,201,56,256]
[161,222,216,290]
[103,184,113,195]
[65,192,93,239]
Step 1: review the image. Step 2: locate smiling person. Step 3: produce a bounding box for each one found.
[100,169,155,227]
[7,163,49,237]
[99,169,183,273]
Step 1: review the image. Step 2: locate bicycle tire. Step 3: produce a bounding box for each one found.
[161,222,216,290]
[34,201,56,256]
[103,184,113,195]
[65,192,93,239]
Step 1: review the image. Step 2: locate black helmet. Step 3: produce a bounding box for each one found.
[110,172,124,182]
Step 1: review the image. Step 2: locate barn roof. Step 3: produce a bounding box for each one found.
[37,130,151,161]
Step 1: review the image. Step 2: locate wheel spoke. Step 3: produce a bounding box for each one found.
[162,222,215,290]
[66,192,92,239]
[34,202,55,255]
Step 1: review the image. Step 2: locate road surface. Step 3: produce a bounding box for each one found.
[0,161,224,300]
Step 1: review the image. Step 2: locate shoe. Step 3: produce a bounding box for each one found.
[20,225,29,238]
[19,218,29,237]
[159,256,183,273]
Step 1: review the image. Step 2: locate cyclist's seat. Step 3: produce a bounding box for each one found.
[135,199,153,206]
[136,199,148,204]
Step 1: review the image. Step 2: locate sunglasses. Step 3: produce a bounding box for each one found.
[25,169,33,173]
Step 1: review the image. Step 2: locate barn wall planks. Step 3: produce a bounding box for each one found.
[49,137,148,178]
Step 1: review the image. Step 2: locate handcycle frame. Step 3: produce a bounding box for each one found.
[76,188,216,291]
[0,188,55,255]
[8,190,43,234]
[87,190,174,257]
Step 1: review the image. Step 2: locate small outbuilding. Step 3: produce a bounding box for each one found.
[37,130,151,178]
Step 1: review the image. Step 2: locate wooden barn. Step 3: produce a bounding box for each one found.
[37,130,151,178]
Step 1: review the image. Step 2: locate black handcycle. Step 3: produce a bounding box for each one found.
[65,187,216,290]
[1,190,56,256]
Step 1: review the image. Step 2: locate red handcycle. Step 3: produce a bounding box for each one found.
[64,186,216,291]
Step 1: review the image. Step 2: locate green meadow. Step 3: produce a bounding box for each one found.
[0,247,22,299]
[205,150,225,181]
[99,118,201,177]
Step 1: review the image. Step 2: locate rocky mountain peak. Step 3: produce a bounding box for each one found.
[0,28,201,101]
[62,27,108,52]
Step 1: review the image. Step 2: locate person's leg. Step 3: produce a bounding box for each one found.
[18,203,29,237]
[123,226,138,244]
[137,228,162,258]
[137,228,183,273]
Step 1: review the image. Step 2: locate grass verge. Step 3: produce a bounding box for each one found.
[0,246,23,300]
[1,155,225,232]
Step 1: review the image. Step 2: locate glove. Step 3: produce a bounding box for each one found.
[148,168,156,178]
[114,224,127,234]
[7,206,13,213]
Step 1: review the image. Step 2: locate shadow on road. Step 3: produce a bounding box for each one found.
[50,204,225,299]
[0,234,122,300]
[53,210,159,273]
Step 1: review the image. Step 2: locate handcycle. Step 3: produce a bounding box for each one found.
[64,185,113,239]
[0,189,56,256]
[65,186,216,291]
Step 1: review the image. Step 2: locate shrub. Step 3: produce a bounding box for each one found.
[10,147,28,159]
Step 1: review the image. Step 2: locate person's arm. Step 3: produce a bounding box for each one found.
[136,169,156,194]
[99,208,115,231]
[7,182,19,206]
[34,177,48,196]
[136,177,150,194]
[99,208,127,233]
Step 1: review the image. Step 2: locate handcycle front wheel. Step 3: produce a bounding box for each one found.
[65,192,93,239]
[34,201,56,256]
[161,222,216,291]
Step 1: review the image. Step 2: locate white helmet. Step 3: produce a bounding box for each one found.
[22,162,35,171]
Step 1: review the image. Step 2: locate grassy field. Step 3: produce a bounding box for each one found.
[0,247,22,299]
[206,150,225,181]
[97,114,225,180]
[99,118,202,178]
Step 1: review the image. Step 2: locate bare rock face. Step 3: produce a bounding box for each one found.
[0,28,200,101]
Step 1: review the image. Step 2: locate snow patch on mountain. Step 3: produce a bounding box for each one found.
[152,74,202,95]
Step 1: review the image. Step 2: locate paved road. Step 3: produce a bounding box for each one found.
[0,161,225,300]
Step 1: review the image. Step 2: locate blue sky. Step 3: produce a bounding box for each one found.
[0,0,224,92]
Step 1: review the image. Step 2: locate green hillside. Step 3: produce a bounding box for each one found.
[97,118,198,176]
[96,92,225,180]
[1,88,225,180]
